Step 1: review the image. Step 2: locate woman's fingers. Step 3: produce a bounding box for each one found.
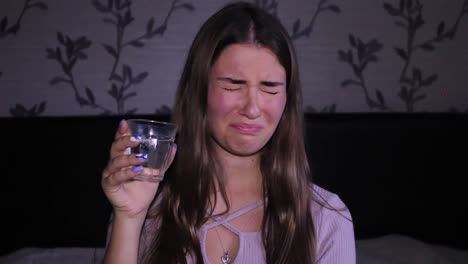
[103,166,144,188]
[115,120,131,139]
[105,153,146,176]
[102,154,146,187]
[110,119,137,154]
[110,135,140,157]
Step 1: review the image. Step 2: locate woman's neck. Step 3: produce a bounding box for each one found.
[213,149,264,212]
[218,152,262,190]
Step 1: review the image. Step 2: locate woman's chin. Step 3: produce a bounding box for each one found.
[226,143,266,157]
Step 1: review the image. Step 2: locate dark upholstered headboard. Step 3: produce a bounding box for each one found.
[1,114,467,256]
[304,114,468,249]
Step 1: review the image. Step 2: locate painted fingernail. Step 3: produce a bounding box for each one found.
[119,119,125,127]
[174,143,178,150]
[132,165,144,172]
[136,153,148,160]
[130,136,140,142]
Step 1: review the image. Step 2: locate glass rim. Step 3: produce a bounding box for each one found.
[127,118,176,128]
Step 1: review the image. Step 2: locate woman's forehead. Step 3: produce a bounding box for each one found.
[211,43,285,77]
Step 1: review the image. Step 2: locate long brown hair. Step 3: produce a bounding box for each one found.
[144,2,316,263]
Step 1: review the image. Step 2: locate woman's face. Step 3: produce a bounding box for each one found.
[206,43,287,158]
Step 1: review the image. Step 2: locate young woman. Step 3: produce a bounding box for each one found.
[102,2,355,263]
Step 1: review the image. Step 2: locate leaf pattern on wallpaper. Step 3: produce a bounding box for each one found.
[46,33,113,114]
[0,0,47,39]
[384,0,468,112]
[93,0,195,115]
[284,0,341,113]
[9,101,46,117]
[338,36,390,111]
[1,0,48,117]
[290,0,340,40]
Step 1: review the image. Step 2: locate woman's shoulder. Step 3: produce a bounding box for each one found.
[308,183,356,263]
[309,183,352,220]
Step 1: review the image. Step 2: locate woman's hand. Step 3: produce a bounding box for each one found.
[101,120,176,220]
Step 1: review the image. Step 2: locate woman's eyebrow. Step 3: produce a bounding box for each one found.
[217,77,246,84]
[261,81,284,87]
[217,77,284,87]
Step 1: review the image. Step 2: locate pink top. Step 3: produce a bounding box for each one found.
[108,184,356,263]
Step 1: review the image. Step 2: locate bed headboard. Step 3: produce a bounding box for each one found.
[305,114,468,249]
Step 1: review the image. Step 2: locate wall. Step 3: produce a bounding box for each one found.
[1,0,467,117]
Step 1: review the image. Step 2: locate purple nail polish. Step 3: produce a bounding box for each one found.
[136,153,148,160]
[119,120,125,127]
[132,165,144,172]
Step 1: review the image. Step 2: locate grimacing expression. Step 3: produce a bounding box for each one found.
[206,43,287,157]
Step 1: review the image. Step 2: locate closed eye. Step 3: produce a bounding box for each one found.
[223,87,241,91]
[261,80,283,95]
[261,81,284,87]
[263,90,279,95]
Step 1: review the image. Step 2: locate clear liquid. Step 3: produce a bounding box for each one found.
[130,138,173,180]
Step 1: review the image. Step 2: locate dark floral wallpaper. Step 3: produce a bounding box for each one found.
[1,0,467,117]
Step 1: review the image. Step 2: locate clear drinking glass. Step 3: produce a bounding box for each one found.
[126,119,177,181]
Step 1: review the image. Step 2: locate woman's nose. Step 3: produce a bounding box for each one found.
[240,89,261,119]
